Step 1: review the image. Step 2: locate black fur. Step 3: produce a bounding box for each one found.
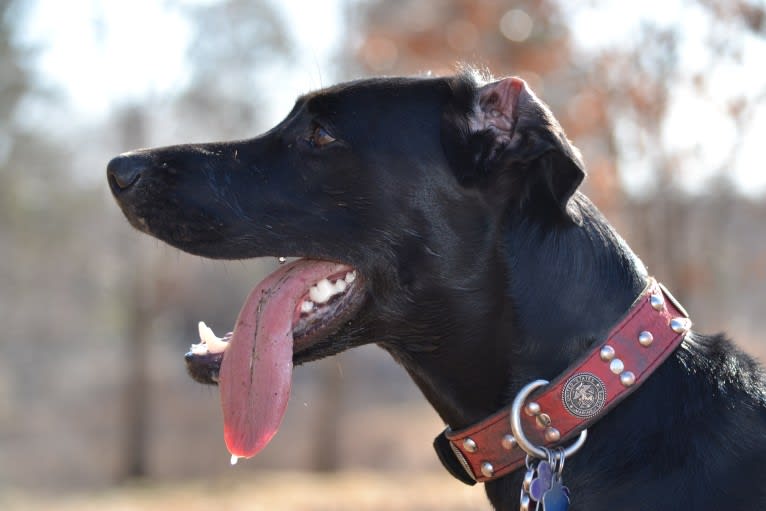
[107,72,766,510]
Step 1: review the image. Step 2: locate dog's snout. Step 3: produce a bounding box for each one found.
[107,153,150,192]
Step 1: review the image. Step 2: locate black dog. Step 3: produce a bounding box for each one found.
[107,72,766,510]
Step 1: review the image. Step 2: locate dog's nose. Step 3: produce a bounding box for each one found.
[107,153,149,191]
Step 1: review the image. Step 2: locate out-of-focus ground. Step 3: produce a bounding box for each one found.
[1,472,488,511]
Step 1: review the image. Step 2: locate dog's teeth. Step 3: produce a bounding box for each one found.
[345,271,357,283]
[300,300,315,313]
[198,321,213,342]
[318,278,336,295]
[230,455,240,466]
[207,337,229,354]
[309,285,324,303]
[189,342,209,355]
[197,321,229,354]
[334,279,347,293]
[310,279,335,304]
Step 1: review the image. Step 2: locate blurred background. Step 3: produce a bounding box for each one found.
[2,0,765,509]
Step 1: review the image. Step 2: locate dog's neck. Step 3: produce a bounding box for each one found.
[503,195,649,392]
[387,194,648,430]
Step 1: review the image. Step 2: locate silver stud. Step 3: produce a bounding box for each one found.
[520,494,531,511]
[480,461,494,478]
[638,331,654,347]
[536,413,552,428]
[620,371,636,387]
[524,401,541,416]
[600,344,615,361]
[501,434,516,450]
[610,358,624,374]
[462,437,477,453]
[544,427,561,442]
[670,317,692,334]
[650,293,664,310]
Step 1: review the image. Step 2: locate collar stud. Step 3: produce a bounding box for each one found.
[600,345,615,361]
[638,331,654,346]
[620,371,636,387]
[670,317,692,334]
[609,358,625,374]
[480,461,494,478]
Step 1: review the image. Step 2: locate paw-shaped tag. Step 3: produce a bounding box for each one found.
[529,460,553,501]
[542,479,570,511]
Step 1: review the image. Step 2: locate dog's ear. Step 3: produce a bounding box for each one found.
[445,76,586,223]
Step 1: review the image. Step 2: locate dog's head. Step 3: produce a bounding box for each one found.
[107,72,586,452]
[109,73,583,257]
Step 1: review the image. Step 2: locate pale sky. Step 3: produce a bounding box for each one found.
[17,0,344,120]
[14,0,766,196]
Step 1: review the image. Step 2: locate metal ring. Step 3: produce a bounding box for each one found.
[510,379,588,459]
[555,447,566,475]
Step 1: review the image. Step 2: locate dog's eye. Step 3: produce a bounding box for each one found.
[309,125,336,147]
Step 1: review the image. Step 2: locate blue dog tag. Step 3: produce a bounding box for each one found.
[528,460,553,501]
[542,479,570,511]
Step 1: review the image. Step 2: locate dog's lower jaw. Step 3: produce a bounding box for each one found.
[184,262,367,386]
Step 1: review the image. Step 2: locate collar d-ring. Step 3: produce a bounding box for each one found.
[510,379,588,459]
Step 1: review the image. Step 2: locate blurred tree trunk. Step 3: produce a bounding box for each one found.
[312,360,344,472]
[122,267,152,479]
[117,108,152,481]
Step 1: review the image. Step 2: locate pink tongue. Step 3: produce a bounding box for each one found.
[219,259,349,460]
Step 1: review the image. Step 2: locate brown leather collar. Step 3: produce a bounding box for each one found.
[434,278,691,484]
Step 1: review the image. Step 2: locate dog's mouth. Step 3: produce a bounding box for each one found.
[184,259,364,464]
